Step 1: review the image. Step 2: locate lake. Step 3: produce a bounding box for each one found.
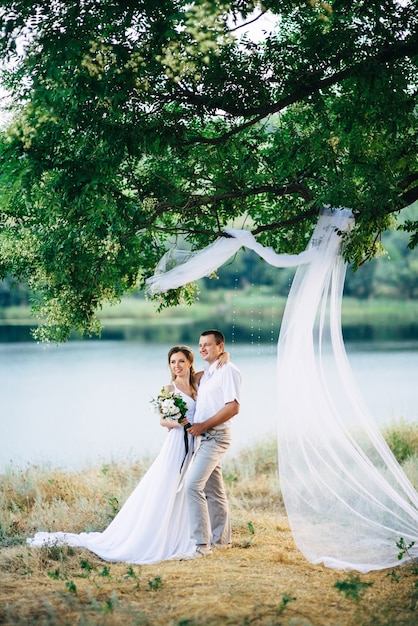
[1,340,417,473]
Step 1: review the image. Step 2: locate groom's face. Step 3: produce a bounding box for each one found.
[199,334,224,365]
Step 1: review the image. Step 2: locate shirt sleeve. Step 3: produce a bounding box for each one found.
[221,364,241,405]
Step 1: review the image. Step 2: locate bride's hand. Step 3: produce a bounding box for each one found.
[179,416,193,429]
[217,351,230,368]
[160,418,181,429]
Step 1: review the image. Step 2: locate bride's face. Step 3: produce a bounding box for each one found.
[169,351,191,378]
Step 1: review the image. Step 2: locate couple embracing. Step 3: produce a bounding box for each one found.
[27,329,242,564]
[163,329,241,559]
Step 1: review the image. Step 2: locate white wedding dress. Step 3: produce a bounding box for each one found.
[27,384,196,564]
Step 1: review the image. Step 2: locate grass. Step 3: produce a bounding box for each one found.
[1,428,418,625]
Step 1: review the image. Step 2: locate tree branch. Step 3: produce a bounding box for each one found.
[176,35,418,145]
[228,10,269,34]
[145,182,313,225]
[251,207,320,235]
[401,185,418,206]
[183,112,268,146]
[142,205,322,242]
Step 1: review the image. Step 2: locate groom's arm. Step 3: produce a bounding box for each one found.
[187,400,239,436]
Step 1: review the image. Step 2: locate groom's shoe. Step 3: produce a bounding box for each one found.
[211,542,232,550]
[183,544,213,559]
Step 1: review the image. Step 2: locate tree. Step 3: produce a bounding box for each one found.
[0,0,417,341]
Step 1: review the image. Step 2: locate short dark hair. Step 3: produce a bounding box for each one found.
[200,329,225,345]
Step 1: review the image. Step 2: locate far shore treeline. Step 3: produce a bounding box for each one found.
[1,219,418,343]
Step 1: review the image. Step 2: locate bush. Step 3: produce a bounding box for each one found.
[382,420,418,464]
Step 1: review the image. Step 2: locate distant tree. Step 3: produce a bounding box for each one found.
[373,215,418,299]
[0,276,29,306]
[0,0,417,340]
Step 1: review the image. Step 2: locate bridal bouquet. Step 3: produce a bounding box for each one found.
[150,388,188,422]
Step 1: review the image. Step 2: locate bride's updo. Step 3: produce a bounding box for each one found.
[167,345,197,397]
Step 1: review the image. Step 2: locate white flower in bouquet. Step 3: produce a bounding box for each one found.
[150,388,188,422]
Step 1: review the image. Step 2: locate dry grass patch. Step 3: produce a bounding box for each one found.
[1,434,418,625]
[1,512,418,625]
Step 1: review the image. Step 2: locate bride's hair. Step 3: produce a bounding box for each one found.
[167,345,198,397]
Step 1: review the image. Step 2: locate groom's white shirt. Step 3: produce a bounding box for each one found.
[193,360,241,429]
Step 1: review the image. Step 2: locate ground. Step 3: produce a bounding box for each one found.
[1,509,417,626]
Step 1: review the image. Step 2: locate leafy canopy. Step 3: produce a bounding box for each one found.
[0,0,417,341]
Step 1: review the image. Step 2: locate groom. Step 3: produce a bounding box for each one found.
[185,329,241,557]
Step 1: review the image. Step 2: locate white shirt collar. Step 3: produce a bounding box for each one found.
[204,360,219,378]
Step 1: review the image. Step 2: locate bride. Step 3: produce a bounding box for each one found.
[27,345,227,564]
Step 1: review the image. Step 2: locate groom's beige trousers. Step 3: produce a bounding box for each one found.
[185,428,231,546]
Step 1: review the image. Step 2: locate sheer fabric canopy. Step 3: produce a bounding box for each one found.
[145,208,418,572]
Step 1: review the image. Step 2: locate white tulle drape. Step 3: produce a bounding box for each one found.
[146,208,418,572]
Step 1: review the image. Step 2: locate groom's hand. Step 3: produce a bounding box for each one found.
[187,422,206,437]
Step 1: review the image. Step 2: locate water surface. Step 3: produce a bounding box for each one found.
[1,340,417,472]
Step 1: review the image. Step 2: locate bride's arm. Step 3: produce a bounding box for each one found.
[160,416,182,429]
[217,351,230,367]
[194,371,204,386]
